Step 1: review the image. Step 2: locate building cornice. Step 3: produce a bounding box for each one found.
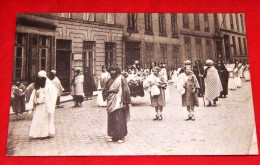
[180,30,213,39]
[220,28,246,36]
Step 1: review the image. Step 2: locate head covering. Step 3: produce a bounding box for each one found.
[152,66,161,73]
[206,59,214,66]
[51,70,56,74]
[38,70,47,78]
[184,60,191,66]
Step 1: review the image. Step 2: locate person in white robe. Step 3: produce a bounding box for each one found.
[97,65,110,107]
[159,64,169,101]
[226,62,237,90]
[243,62,251,81]
[234,61,242,88]
[71,68,84,107]
[50,70,64,108]
[28,70,57,139]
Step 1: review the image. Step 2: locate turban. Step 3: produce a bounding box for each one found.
[38,70,47,78]
[184,60,191,65]
[206,59,214,66]
[51,70,56,74]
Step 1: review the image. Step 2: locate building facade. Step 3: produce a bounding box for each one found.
[12,13,248,90]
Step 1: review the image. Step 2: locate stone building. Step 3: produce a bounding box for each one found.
[14,13,123,91]
[12,13,248,90]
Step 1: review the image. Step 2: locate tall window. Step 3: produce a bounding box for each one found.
[235,14,240,32]
[243,38,248,55]
[183,14,189,28]
[61,13,71,18]
[238,37,242,55]
[105,13,115,24]
[145,42,154,64]
[173,45,180,67]
[160,44,167,64]
[195,37,203,60]
[14,33,26,80]
[171,14,178,38]
[206,39,212,59]
[83,41,95,73]
[39,36,49,71]
[204,14,209,32]
[184,36,192,61]
[222,14,226,28]
[214,14,219,33]
[232,36,237,55]
[105,43,115,69]
[240,14,245,33]
[158,14,166,36]
[144,14,153,35]
[230,14,234,30]
[83,13,95,21]
[194,14,200,30]
[128,13,138,33]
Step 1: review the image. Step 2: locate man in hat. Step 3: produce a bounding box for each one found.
[71,68,84,107]
[50,70,64,108]
[202,59,223,106]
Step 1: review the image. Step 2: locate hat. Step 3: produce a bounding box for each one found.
[74,67,81,71]
[38,70,47,78]
[184,60,191,65]
[206,59,214,66]
[51,70,56,74]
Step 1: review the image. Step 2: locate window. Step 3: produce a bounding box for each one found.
[105,43,115,69]
[171,14,178,38]
[105,13,115,24]
[194,14,200,30]
[238,37,242,55]
[195,37,203,60]
[232,36,237,55]
[214,14,219,33]
[206,39,212,59]
[235,14,240,32]
[230,14,234,30]
[144,14,153,35]
[240,14,245,33]
[160,44,167,64]
[15,46,23,80]
[183,14,189,28]
[173,45,180,67]
[158,14,167,36]
[83,13,95,21]
[127,13,138,33]
[243,38,248,55]
[222,14,226,28]
[39,48,47,71]
[184,36,192,61]
[145,42,154,64]
[61,13,71,18]
[204,14,209,32]
[83,41,95,74]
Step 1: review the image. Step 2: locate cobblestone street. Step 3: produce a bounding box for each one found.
[6,80,258,156]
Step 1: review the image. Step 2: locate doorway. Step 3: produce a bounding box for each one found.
[224,35,230,61]
[126,42,141,67]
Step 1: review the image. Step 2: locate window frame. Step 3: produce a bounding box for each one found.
[230,14,234,30]
[183,14,190,28]
[144,14,153,35]
[194,14,200,31]
[83,13,95,22]
[127,13,138,33]
[184,36,192,61]
[204,13,210,32]
[232,36,237,56]
[158,14,167,37]
[171,14,178,38]
[105,13,115,24]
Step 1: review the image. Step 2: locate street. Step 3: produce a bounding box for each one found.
[6,80,258,156]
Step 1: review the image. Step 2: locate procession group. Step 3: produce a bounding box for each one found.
[10,57,251,144]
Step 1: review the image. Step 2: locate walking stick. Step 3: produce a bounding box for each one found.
[197,64,206,107]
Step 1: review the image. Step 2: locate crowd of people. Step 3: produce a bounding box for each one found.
[10,57,251,143]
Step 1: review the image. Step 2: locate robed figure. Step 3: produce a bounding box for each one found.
[103,65,131,144]
[83,67,97,100]
[204,60,223,106]
[215,59,229,98]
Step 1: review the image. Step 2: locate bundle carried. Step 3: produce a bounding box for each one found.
[127,75,145,97]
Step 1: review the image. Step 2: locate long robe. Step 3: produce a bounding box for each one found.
[11,84,26,115]
[52,76,64,96]
[193,64,205,96]
[28,78,57,138]
[216,61,229,96]
[204,66,223,102]
[71,74,84,102]
[104,75,131,140]
[244,64,251,81]
[182,73,200,107]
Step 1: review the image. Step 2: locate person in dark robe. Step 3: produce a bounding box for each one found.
[215,59,229,98]
[83,67,97,100]
[193,60,205,97]
[103,65,131,144]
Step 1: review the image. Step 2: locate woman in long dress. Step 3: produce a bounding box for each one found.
[226,61,237,90]
[71,68,84,107]
[11,80,26,120]
[28,71,57,139]
[243,61,251,81]
[234,60,242,88]
[182,67,200,121]
[215,59,229,98]
[97,65,110,107]
[144,67,167,120]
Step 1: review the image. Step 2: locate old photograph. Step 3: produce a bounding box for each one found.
[7,13,258,155]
